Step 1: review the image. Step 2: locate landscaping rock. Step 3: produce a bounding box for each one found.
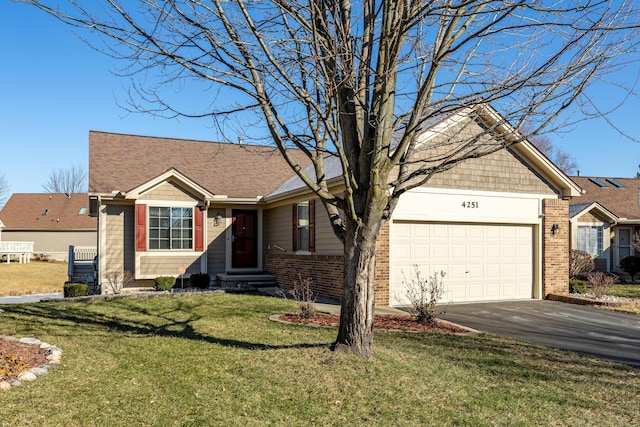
[17,371,37,382]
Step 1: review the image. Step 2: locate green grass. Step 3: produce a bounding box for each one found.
[0,261,66,296]
[608,283,640,299]
[1,293,639,426]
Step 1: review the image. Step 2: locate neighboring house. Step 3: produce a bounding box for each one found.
[0,193,97,261]
[89,106,581,305]
[569,177,640,273]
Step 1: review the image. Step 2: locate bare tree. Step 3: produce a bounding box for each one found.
[0,170,9,208]
[42,164,88,194]
[529,134,578,175]
[22,0,640,357]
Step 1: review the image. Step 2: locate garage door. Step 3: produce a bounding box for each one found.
[390,222,533,305]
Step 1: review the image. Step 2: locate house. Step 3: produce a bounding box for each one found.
[0,193,97,261]
[569,176,640,273]
[89,107,581,305]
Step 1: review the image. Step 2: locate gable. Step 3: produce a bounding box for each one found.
[410,118,558,196]
[138,181,200,202]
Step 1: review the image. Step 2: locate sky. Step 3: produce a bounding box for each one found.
[2,1,640,197]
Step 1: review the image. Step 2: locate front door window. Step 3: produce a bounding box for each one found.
[616,227,632,267]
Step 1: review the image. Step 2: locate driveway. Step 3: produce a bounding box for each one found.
[440,300,640,368]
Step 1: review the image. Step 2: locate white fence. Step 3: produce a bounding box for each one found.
[0,241,34,264]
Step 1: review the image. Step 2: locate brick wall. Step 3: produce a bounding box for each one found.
[543,199,569,296]
[374,221,390,306]
[265,222,392,305]
[265,253,345,302]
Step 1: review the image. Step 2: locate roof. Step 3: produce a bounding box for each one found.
[570,176,640,220]
[269,105,582,199]
[568,201,618,223]
[0,193,97,230]
[89,131,311,198]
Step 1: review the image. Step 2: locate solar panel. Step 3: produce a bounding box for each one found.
[606,178,626,188]
[588,177,609,187]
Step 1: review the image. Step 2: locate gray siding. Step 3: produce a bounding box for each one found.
[105,204,135,274]
[0,230,96,261]
[207,207,227,275]
[264,199,342,256]
[139,255,202,276]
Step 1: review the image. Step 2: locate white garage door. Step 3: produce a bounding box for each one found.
[390,222,533,305]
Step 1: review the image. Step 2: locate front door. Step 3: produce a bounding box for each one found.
[615,227,633,268]
[232,210,258,269]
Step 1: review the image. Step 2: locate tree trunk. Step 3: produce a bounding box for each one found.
[332,217,380,358]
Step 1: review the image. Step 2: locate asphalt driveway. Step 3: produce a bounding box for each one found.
[440,300,640,368]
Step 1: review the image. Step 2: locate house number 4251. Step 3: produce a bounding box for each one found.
[461,201,479,208]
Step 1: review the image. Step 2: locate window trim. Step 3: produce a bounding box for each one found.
[292,200,315,253]
[577,224,603,257]
[135,202,204,253]
[148,206,194,251]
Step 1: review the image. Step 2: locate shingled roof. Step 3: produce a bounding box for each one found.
[89,131,311,198]
[0,193,97,230]
[570,176,640,221]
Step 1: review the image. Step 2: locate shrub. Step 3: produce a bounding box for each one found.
[569,279,587,294]
[103,270,135,294]
[400,266,448,325]
[64,283,88,298]
[587,272,616,299]
[154,276,176,291]
[620,256,640,281]
[189,273,211,289]
[277,275,316,319]
[569,250,594,279]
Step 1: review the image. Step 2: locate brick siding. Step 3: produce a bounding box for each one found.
[542,199,569,296]
[265,221,392,305]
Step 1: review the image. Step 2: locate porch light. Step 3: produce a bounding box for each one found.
[551,223,560,235]
[214,213,223,226]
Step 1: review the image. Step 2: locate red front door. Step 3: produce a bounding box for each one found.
[232,210,258,269]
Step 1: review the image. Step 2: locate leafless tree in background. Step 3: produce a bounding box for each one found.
[42,164,88,194]
[0,170,9,208]
[529,134,578,175]
[22,0,640,357]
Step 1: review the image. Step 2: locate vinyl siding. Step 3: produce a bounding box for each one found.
[264,199,342,256]
[139,181,199,202]
[139,255,202,276]
[207,207,227,275]
[0,230,96,260]
[105,204,135,274]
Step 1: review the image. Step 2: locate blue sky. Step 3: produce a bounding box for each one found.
[2,1,640,196]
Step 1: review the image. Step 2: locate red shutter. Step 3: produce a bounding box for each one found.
[136,204,147,252]
[194,207,204,252]
[292,203,298,251]
[308,199,315,253]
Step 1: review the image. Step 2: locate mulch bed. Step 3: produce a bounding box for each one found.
[278,313,470,333]
[0,340,49,382]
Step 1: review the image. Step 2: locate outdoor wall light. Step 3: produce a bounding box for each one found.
[551,223,560,235]
[214,213,223,226]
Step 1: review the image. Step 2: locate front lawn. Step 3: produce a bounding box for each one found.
[1,293,638,426]
[0,261,66,296]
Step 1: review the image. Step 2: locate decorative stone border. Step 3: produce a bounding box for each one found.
[547,294,640,307]
[0,335,62,391]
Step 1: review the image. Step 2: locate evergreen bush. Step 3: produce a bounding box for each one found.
[154,276,176,291]
[64,283,89,298]
[189,273,211,289]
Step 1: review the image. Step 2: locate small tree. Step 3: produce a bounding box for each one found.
[569,250,595,279]
[277,275,317,319]
[587,272,616,299]
[103,270,135,294]
[400,266,447,325]
[620,256,640,282]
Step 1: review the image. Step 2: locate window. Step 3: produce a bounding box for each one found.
[148,207,193,250]
[577,225,603,257]
[78,207,87,215]
[293,200,315,252]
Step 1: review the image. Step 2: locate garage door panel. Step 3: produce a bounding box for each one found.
[391,222,533,305]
